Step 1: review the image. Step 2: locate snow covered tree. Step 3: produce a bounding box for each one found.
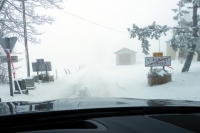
[128,0,200,72]
[0,0,63,43]
[0,47,8,84]
[128,22,170,55]
[0,0,63,80]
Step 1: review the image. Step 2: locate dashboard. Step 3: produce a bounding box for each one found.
[0,113,200,133]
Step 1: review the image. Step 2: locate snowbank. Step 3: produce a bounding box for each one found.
[0,60,200,102]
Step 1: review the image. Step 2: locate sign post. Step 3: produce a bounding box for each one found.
[0,56,18,63]
[153,52,164,69]
[145,56,171,67]
[0,37,17,53]
[6,50,13,96]
[153,52,163,57]
[0,37,17,97]
[145,54,172,86]
[32,59,52,82]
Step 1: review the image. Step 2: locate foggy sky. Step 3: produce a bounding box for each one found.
[14,0,186,77]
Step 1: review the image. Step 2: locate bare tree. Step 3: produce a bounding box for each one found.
[0,0,63,82]
[0,47,8,84]
[0,0,63,43]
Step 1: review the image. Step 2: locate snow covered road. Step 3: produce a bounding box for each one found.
[65,62,137,99]
[1,60,200,102]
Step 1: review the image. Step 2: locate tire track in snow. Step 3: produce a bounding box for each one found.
[65,64,135,99]
[65,65,113,98]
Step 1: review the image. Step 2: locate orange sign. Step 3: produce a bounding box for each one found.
[153,52,163,57]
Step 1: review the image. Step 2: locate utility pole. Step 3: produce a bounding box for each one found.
[22,0,30,77]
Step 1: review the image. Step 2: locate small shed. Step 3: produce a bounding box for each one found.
[114,47,137,65]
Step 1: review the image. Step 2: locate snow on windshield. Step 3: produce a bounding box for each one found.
[0,0,200,102]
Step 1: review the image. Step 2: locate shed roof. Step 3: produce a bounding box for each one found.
[114,47,137,54]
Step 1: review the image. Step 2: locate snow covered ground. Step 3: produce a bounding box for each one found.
[1,60,200,102]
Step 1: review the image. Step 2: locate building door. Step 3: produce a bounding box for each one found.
[119,54,131,65]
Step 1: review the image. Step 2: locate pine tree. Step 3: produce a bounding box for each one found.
[128,0,200,72]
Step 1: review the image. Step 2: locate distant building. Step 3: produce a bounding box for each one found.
[114,48,136,65]
[166,41,199,61]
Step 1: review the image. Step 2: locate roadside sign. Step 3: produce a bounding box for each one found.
[32,61,52,72]
[145,56,171,67]
[0,37,17,97]
[0,56,18,63]
[153,52,163,57]
[36,59,44,64]
[0,37,17,53]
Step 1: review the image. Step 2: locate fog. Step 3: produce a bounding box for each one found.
[14,0,181,78]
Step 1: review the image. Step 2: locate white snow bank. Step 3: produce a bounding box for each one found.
[0,60,200,102]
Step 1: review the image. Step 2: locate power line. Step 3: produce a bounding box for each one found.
[62,10,129,34]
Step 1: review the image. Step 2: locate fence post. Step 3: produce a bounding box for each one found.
[64,69,68,75]
[56,69,58,80]
[68,69,71,74]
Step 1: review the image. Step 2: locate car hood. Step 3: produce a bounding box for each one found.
[0,98,200,115]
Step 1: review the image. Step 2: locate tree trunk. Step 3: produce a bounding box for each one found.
[182,48,195,72]
[182,4,198,72]
[22,0,30,77]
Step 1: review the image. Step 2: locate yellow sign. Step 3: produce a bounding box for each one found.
[153,52,163,57]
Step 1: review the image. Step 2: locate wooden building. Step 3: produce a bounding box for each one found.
[115,48,136,65]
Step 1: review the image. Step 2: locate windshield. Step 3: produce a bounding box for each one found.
[0,0,200,105]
